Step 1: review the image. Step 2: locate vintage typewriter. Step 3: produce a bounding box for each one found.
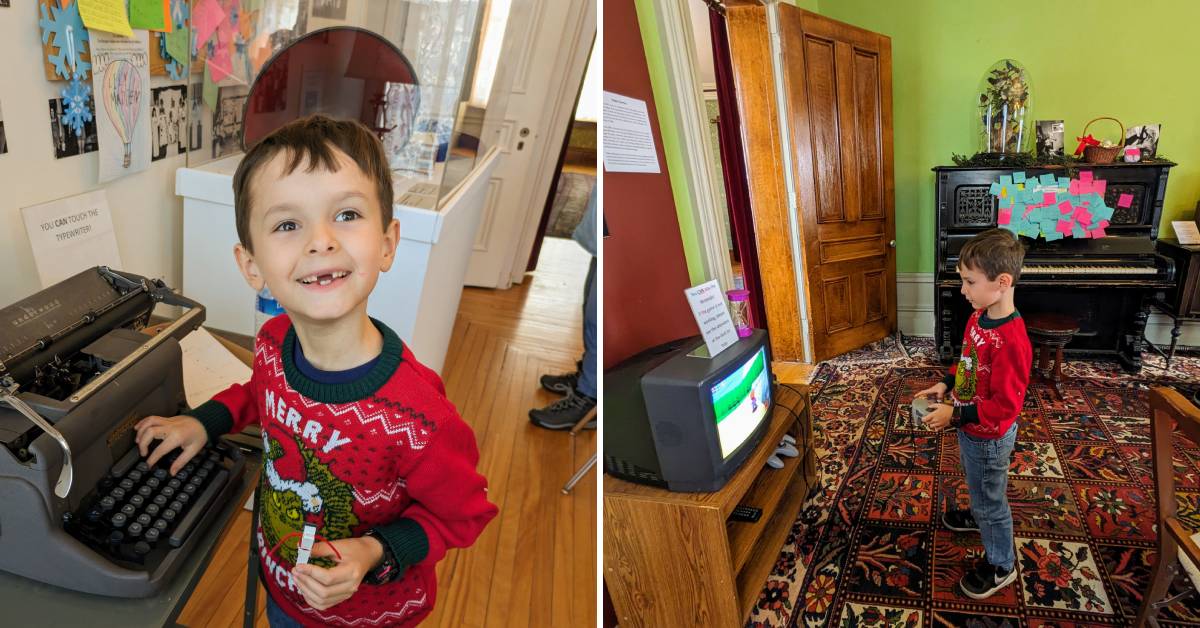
[0,267,246,598]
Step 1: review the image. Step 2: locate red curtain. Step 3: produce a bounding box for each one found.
[708,7,768,329]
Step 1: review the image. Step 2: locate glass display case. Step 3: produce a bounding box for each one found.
[181,0,492,209]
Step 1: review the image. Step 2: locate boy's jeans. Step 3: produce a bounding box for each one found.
[958,422,1018,571]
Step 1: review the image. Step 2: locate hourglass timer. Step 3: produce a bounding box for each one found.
[726,289,752,338]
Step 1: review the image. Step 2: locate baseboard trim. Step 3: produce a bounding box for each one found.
[896,272,1200,348]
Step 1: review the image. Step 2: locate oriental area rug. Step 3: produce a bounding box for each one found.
[747,337,1200,627]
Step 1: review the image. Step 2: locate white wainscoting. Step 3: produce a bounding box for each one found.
[896,272,1200,349]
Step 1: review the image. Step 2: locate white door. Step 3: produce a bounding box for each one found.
[465,0,596,289]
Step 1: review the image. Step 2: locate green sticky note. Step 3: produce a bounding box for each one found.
[1013,171,1026,184]
[130,0,167,30]
[165,28,189,64]
[203,64,218,110]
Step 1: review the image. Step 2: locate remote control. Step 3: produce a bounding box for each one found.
[729,505,762,523]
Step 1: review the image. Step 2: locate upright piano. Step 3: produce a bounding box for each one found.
[933,162,1177,373]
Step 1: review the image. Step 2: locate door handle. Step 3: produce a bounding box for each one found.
[888,240,896,248]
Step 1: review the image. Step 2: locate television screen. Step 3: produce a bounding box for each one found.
[710,346,771,458]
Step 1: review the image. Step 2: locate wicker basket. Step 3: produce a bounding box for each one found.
[1081,117,1125,164]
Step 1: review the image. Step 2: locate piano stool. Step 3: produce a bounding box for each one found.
[1026,312,1080,399]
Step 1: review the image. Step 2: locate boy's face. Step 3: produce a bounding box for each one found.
[957,263,1011,311]
[234,148,398,326]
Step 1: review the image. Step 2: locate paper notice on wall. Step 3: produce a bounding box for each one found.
[602,91,660,173]
[91,30,152,183]
[1173,221,1200,245]
[21,190,123,288]
[684,279,739,358]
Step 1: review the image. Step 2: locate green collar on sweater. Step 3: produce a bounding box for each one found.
[281,317,404,403]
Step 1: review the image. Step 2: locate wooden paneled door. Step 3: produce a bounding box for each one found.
[727,3,895,363]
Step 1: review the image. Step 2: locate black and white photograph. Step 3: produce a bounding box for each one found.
[48,96,99,159]
[1035,119,1064,158]
[150,85,187,162]
[0,1,10,7]
[1125,123,1161,159]
[189,81,204,152]
[0,100,7,155]
[212,85,248,159]
[313,0,348,19]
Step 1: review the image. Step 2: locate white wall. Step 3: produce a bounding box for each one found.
[688,0,716,87]
[0,3,192,309]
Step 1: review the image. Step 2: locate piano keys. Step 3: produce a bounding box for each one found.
[934,162,1177,373]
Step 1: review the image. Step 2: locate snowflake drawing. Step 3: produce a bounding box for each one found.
[159,35,185,81]
[39,1,91,81]
[60,75,93,137]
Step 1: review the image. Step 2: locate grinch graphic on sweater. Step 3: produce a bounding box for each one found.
[260,429,358,569]
[953,341,979,402]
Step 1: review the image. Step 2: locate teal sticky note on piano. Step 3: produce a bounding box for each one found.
[1000,175,1013,188]
[1000,222,1020,236]
[1040,173,1055,186]
[1058,177,1070,190]
[1044,230,1064,241]
[990,182,1001,195]
[1013,171,1026,184]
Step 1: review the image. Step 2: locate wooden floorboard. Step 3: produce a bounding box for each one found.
[177,238,596,627]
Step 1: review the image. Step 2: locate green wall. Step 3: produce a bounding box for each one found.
[820,0,1200,272]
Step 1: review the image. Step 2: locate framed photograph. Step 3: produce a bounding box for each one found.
[1125,124,1161,159]
[48,96,99,159]
[150,85,188,161]
[1035,120,1064,158]
[313,0,348,19]
[212,85,248,159]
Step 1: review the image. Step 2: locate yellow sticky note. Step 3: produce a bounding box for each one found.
[1017,183,1024,190]
[78,0,133,37]
[1000,188,1007,199]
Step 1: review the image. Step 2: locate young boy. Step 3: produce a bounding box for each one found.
[133,115,498,627]
[916,228,1032,600]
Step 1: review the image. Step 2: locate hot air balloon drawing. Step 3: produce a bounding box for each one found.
[102,59,142,168]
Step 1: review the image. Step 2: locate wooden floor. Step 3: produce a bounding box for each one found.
[177,237,597,627]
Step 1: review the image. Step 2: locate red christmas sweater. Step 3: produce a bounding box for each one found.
[943,309,1033,439]
[186,314,497,627]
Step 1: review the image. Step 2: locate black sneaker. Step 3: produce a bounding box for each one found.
[942,509,980,532]
[540,361,582,395]
[529,390,596,430]
[959,561,1017,599]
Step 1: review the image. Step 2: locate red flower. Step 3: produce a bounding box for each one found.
[898,533,919,552]
[1037,551,1072,588]
[885,568,910,588]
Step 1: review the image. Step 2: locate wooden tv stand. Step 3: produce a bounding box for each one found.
[604,384,816,626]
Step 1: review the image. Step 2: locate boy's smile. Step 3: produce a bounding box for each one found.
[235,148,399,329]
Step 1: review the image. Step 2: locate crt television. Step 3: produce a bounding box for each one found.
[604,330,774,492]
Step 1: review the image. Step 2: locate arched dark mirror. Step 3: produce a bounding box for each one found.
[242,27,419,153]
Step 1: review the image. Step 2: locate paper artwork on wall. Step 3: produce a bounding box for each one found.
[151,0,190,79]
[992,171,1115,240]
[189,81,206,152]
[49,96,99,159]
[212,84,247,158]
[21,190,123,289]
[38,0,92,81]
[151,85,188,161]
[91,31,152,183]
[0,100,7,155]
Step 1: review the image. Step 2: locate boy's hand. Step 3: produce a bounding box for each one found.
[922,402,953,431]
[291,537,385,611]
[134,415,208,475]
[915,382,948,402]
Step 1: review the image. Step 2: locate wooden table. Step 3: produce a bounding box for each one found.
[604,384,816,627]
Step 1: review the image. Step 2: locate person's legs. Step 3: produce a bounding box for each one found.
[265,592,304,628]
[957,424,1018,599]
[577,257,596,398]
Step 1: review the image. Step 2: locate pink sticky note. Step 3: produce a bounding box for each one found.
[1043,192,1056,205]
[1117,193,1134,208]
[1080,171,1093,184]
[1099,220,1109,229]
[193,0,225,47]
[1090,228,1107,238]
[207,54,232,82]
[1095,180,1107,196]
[998,208,1012,225]
[1056,219,1073,234]
[1069,180,1080,195]
[1058,201,1073,215]
[1075,209,1093,225]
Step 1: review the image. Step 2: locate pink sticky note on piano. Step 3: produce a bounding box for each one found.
[1095,179,1107,196]
[1044,192,1057,205]
[1117,193,1134,208]
[1080,171,1093,184]
[1069,180,1080,195]
[1090,227,1107,238]
[1056,219,1074,234]
[997,208,1012,225]
[1074,207,1092,224]
[1098,219,1109,229]
[1058,201,1073,214]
